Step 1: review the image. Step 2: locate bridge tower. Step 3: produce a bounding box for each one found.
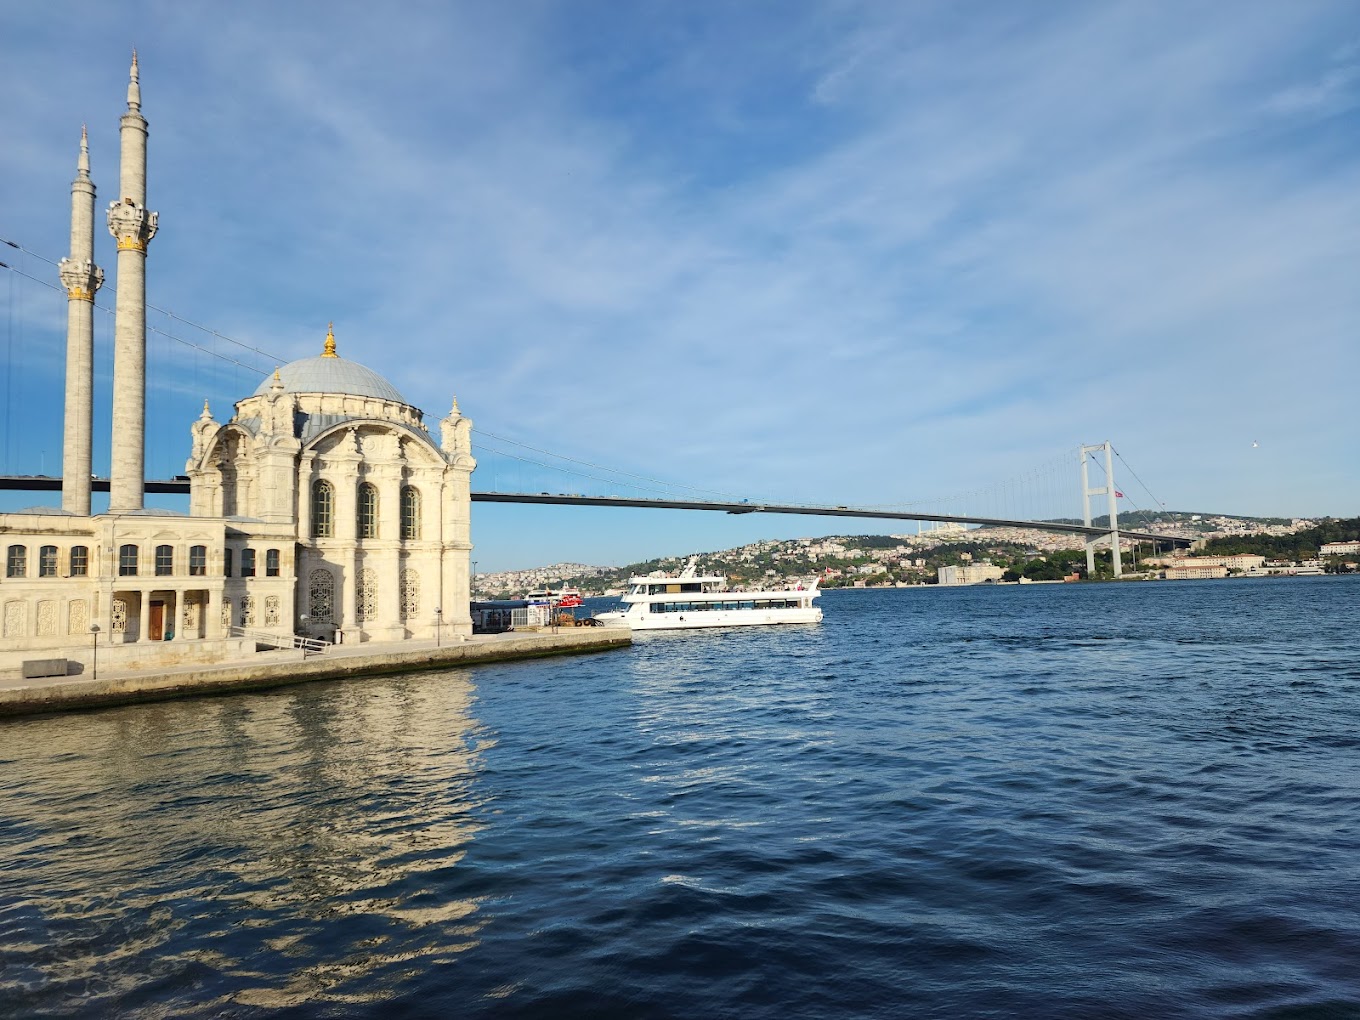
[106,52,159,512]
[1079,441,1122,578]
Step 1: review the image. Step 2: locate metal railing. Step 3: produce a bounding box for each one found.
[229,627,330,655]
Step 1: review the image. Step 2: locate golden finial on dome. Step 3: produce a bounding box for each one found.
[322,322,337,358]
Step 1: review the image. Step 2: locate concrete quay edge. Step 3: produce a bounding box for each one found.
[0,628,631,719]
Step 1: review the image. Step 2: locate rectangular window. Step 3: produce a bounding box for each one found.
[70,546,88,577]
[6,545,26,578]
[119,544,138,576]
[39,545,58,577]
[266,549,280,577]
[241,549,256,577]
[224,549,233,577]
[189,545,206,576]
[155,544,174,576]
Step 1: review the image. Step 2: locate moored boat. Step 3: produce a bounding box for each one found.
[591,558,821,631]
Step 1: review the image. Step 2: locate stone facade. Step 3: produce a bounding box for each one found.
[0,59,476,672]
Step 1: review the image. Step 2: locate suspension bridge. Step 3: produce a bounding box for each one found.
[2,235,1192,562]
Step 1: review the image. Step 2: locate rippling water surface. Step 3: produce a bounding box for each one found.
[4,577,1360,1018]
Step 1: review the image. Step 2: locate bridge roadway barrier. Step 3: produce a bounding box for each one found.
[0,628,630,718]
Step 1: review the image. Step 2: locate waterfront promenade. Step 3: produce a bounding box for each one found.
[0,628,630,717]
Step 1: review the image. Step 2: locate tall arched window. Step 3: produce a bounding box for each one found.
[119,544,139,576]
[309,568,335,622]
[39,546,58,577]
[400,485,421,540]
[357,483,379,539]
[6,545,26,578]
[312,480,334,538]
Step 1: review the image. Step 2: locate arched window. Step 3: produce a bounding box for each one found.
[400,568,420,620]
[357,483,379,539]
[266,549,280,577]
[155,544,174,576]
[400,485,421,540]
[118,544,138,576]
[309,568,335,622]
[39,546,58,577]
[312,480,334,538]
[356,567,377,622]
[6,545,27,577]
[69,546,89,577]
[189,546,206,576]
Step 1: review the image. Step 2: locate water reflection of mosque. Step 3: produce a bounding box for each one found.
[5,671,492,1010]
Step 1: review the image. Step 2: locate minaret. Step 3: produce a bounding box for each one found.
[57,126,104,515]
[106,51,158,512]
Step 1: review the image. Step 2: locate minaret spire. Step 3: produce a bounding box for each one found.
[127,50,141,112]
[107,50,158,512]
[322,322,338,357]
[59,127,104,515]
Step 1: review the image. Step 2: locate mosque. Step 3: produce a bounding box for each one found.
[0,57,476,673]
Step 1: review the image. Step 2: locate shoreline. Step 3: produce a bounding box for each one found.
[0,628,630,719]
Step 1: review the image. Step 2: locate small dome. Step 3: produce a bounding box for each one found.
[253,325,406,403]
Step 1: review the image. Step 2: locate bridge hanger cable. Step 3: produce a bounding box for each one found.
[0,261,275,375]
[1,237,283,365]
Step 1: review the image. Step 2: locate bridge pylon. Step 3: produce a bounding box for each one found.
[1079,441,1122,578]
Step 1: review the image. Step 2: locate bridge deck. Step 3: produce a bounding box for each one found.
[0,475,1192,545]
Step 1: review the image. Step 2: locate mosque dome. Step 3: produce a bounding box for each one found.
[253,325,406,403]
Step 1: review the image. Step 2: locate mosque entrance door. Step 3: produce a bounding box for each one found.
[149,602,165,641]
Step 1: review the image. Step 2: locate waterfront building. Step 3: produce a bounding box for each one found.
[937,562,1006,585]
[0,59,475,673]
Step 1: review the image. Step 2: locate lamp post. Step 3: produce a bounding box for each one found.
[89,623,100,681]
[434,606,442,648]
[471,561,478,596]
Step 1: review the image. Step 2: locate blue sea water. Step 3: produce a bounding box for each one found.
[3,576,1360,1019]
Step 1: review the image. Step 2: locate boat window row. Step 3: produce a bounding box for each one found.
[311,481,423,540]
[632,582,709,595]
[648,599,805,613]
[6,544,89,579]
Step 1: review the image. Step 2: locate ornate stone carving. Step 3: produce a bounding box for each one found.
[183,599,200,634]
[37,600,57,637]
[265,595,280,627]
[106,198,158,252]
[113,598,128,634]
[68,599,89,635]
[57,257,104,302]
[241,595,256,628]
[3,600,24,638]
[440,400,473,460]
[400,569,420,621]
[309,569,335,623]
[356,567,377,623]
[220,598,231,630]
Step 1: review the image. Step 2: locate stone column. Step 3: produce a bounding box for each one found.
[59,127,103,516]
[107,54,158,513]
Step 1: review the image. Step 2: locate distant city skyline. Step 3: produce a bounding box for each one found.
[3,1,1357,571]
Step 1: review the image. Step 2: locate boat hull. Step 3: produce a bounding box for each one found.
[593,606,823,630]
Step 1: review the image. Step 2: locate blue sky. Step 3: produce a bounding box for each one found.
[2,1,1358,570]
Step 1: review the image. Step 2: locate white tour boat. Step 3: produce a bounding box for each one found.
[591,559,822,631]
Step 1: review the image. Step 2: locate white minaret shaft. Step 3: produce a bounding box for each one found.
[106,51,158,512]
[58,126,104,515]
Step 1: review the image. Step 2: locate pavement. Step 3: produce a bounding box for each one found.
[0,627,631,717]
